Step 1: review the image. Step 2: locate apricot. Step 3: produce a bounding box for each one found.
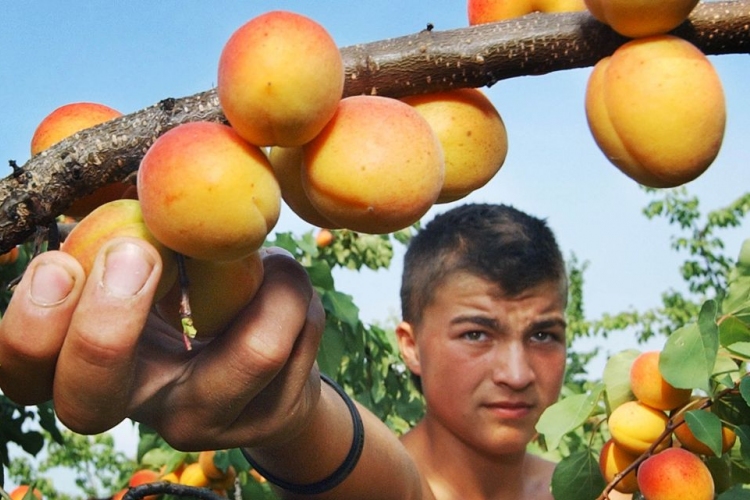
[198,450,224,480]
[585,35,725,188]
[608,401,670,455]
[468,0,585,24]
[598,439,640,494]
[159,471,180,483]
[156,251,264,338]
[61,199,177,300]
[630,350,692,411]
[0,246,20,266]
[30,102,129,218]
[674,418,737,456]
[217,10,344,147]
[137,122,281,261]
[401,88,508,203]
[584,0,699,38]
[9,485,42,500]
[303,95,444,234]
[179,462,210,487]
[316,228,334,248]
[637,447,715,500]
[268,146,339,228]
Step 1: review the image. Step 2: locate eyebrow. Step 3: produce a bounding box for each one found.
[450,315,567,332]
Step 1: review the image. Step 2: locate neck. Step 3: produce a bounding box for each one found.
[402,416,545,500]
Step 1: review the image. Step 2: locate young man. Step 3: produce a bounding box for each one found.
[0,203,568,499]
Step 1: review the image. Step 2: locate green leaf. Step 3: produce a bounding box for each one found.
[321,290,360,331]
[550,450,607,500]
[719,315,750,347]
[684,410,724,458]
[717,484,750,499]
[602,349,639,411]
[536,384,604,450]
[741,377,750,406]
[307,259,334,290]
[726,342,750,358]
[736,424,750,462]
[723,275,750,318]
[317,323,347,377]
[661,300,719,392]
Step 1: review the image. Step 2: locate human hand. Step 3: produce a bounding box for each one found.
[0,237,325,451]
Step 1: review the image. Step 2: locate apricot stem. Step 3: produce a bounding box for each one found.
[176,253,197,349]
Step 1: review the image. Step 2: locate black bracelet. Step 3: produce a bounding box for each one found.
[241,373,365,495]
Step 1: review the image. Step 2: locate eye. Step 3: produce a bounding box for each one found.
[462,330,487,342]
[530,331,561,344]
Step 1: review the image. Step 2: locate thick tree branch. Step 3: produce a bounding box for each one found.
[1,1,749,252]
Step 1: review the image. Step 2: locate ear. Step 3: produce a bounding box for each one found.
[396,321,421,376]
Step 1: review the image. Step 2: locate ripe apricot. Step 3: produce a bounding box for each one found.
[674,418,737,456]
[303,95,444,234]
[30,102,129,218]
[0,246,20,266]
[198,450,224,480]
[637,447,715,500]
[268,146,339,228]
[584,0,699,38]
[630,350,692,411]
[468,0,584,24]
[218,11,343,147]
[608,401,670,455]
[156,251,264,338]
[598,439,640,494]
[9,485,42,500]
[401,88,508,203]
[137,122,281,261]
[316,228,334,248]
[179,462,210,487]
[585,35,725,188]
[61,199,178,300]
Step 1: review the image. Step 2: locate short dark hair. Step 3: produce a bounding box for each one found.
[400,203,566,326]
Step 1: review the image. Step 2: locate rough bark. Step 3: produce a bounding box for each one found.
[1,1,749,252]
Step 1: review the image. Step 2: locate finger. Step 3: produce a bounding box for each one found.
[53,237,163,434]
[0,251,86,405]
[149,254,323,445]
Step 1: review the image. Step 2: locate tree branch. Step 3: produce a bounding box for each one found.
[2,0,749,252]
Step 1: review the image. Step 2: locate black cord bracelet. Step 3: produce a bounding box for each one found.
[241,373,365,495]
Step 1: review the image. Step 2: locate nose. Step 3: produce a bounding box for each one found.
[490,342,535,390]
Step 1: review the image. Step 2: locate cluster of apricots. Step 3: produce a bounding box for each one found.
[30,10,508,339]
[599,350,736,498]
[111,451,245,499]
[468,0,726,189]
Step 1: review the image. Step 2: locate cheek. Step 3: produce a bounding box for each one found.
[535,350,567,401]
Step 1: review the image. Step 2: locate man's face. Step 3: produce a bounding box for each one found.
[398,271,567,457]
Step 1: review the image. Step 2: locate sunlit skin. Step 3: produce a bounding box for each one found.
[397,273,567,499]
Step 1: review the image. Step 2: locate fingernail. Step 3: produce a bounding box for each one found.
[30,262,75,306]
[102,242,155,298]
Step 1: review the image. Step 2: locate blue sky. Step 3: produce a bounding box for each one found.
[2,1,749,489]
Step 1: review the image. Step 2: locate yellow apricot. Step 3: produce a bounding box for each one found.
[178,462,210,487]
[608,401,670,455]
[598,439,639,494]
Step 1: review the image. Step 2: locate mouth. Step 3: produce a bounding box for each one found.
[483,401,535,420]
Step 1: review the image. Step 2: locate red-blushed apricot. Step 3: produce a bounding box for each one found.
[111,489,127,500]
[268,146,339,228]
[401,88,508,203]
[585,35,725,188]
[61,199,177,300]
[9,485,42,500]
[637,447,715,500]
[0,246,20,266]
[30,102,129,218]
[608,401,671,455]
[217,11,343,147]
[598,439,640,494]
[156,251,264,339]
[198,450,224,480]
[630,350,693,411]
[674,417,737,457]
[584,0,699,38]
[302,95,444,234]
[137,122,281,261]
[467,0,585,24]
[128,469,161,500]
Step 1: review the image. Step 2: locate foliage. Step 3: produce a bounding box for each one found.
[538,188,750,499]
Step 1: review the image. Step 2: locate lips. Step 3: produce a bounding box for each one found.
[484,401,535,419]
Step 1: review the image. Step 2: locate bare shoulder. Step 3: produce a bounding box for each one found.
[525,454,557,499]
